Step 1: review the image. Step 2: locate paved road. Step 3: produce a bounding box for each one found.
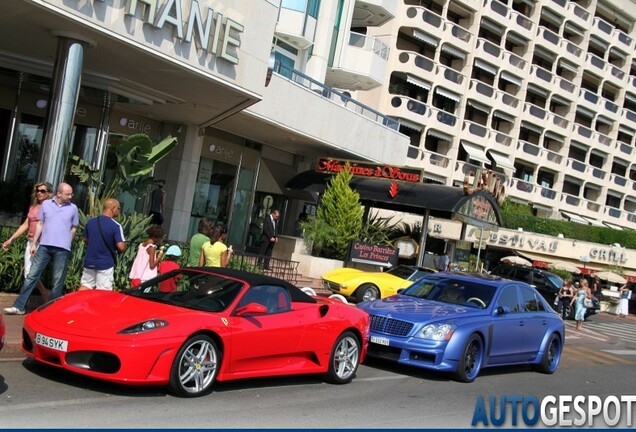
[1,313,635,429]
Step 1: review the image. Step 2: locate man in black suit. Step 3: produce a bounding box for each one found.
[259,210,280,270]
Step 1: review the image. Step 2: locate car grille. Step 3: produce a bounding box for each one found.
[323,280,341,292]
[370,315,414,336]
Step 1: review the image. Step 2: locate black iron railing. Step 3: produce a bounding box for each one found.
[229,251,299,285]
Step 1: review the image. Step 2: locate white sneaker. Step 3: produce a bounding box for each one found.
[3,307,25,315]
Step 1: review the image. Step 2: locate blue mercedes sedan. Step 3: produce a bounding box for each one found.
[357,272,565,382]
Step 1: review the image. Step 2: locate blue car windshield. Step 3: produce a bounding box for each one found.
[402,276,496,309]
[125,269,244,312]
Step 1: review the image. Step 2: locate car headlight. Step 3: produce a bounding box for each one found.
[118,319,168,334]
[418,323,456,340]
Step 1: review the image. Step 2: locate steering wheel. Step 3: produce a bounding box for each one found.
[466,297,486,308]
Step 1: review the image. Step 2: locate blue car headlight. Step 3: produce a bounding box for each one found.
[418,323,456,340]
[118,319,168,334]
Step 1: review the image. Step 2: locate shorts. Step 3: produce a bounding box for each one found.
[80,267,115,290]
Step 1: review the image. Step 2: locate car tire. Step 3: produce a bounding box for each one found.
[169,334,221,397]
[356,284,380,303]
[323,331,360,384]
[453,334,484,383]
[534,333,562,374]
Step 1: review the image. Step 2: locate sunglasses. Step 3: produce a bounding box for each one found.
[36,188,49,194]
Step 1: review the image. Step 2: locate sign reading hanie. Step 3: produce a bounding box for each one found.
[316,158,424,183]
[347,241,399,268]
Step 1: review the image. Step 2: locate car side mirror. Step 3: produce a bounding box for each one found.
[496,305,510,315]
[236,302,267,316]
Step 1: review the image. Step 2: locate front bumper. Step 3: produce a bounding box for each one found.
[22,321,182,385]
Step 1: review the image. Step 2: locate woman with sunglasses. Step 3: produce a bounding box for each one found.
[2,182,54,302]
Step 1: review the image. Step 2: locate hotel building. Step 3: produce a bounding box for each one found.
[1,0,635,274]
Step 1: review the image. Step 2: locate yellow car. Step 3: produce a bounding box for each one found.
[322,265,436,302]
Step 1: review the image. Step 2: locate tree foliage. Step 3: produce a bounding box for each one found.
[300,165,363,260]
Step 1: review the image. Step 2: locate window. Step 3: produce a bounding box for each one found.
[496,286,520,312]
[236,285,291,314]
[520,286,544,312]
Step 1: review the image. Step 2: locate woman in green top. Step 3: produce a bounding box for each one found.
[188,218,214,266]
[199,227,232,267]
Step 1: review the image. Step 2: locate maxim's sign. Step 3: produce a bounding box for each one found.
[316,158,424,183]
[94,0,244,64]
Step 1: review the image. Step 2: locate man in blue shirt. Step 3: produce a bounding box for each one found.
[4,183,79,314]
[80,198,127,291]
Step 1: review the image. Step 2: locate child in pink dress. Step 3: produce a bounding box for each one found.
[129,225,165,287]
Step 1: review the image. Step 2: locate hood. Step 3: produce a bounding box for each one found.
[358,295,487,323]
[29,291,203,338]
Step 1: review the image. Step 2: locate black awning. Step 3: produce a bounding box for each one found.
[285,170,502,227]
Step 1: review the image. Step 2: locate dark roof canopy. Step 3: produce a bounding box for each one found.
[285,170,502,229]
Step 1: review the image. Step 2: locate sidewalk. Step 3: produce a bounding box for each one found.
[1,294,28,360]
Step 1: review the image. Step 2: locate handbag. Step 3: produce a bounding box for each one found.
[584,298,593,308]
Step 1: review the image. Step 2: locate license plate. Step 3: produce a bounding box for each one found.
[35,333,68,352]
[370,335,390,346]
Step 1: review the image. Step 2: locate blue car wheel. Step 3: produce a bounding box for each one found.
[535,333,562,374]
[454,334,484,383]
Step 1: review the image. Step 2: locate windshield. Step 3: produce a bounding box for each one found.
[125,269,244,312]
[402,276,496,309]
[545,273,563,290]
[386,265,418,280]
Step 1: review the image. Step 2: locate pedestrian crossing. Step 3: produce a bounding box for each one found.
[583,320,636,345]
[561,345,635,367]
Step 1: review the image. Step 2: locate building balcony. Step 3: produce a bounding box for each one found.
[475,38,503,63]
[559,193,602,219]
[547,112,570,134]
[492,130,515,151]
[615,28,634,50]
[585,53,606,75]
[467,80,495,106]
[609,173,632,194]
[395,50,437,81]
[595,131,612,148]
[605,63,627,88]
[326,31,389,90]
[573,124,594,145]
[508,179,558,208]
[494,90,521,111]
[616,141,634,157]
[386,95,431,125]
[443,21,472,52]
[555,76,577,99]
[453,0,480,12]
[454,161,484,184]
[591,166,607,181]
[536,27,560,55]
[426,106,460,136]
[621,108,636,130]
[353,0,397,27]
[434,64,466,94]
[528,65,555,93]
[461,120,491,144]
[566,158,589,176]
[248,71,406,165]
[502,51,527,74]
[516,140,541,162]
[406,147,453,179]
[568,2,591,28]
[560,39,584,65]
[275,8,317,49]
[578,89,601,113]
[482,0,511,29]
[404,6,445,42]
[510,10,534,39]
[523,102,548,123]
